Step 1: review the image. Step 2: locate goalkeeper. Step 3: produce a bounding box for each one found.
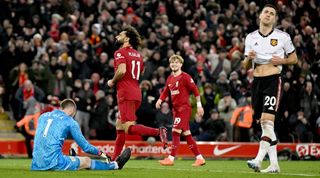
[31,98,131,171]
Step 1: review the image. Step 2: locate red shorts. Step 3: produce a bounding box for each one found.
[118,100,141,123]
[172,106,191,131]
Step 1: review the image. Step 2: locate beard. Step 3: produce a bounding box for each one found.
[113,39,123,51]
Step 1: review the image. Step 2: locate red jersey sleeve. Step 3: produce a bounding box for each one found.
[160,77,170,101]
[114,50,126,67]
[185,74,200,97]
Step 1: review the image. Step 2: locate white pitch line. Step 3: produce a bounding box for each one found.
[129,166,319,177]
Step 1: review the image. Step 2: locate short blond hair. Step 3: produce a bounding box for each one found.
[169,54,184,64]
[60,98,76,110]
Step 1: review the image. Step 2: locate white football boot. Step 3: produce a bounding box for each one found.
[247,159,262,172]
[260,164,280,173]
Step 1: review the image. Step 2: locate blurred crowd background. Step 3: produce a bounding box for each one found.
[0,0,319,143]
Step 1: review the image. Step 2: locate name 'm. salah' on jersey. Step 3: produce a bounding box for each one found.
[244,28,295,71]
[160,72,200,108]
[114,46,144,101]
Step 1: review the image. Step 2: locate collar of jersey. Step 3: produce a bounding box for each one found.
[258,28,274,38]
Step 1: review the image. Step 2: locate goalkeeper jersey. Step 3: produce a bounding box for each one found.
[31,110,99,170]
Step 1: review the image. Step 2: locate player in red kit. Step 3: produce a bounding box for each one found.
[107,26,168,160]
[156,55,206,167]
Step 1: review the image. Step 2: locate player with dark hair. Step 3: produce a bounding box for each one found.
[107,26,167,160]
[243,4,298,173]
[156,54,206,167]
[31,98,131,171]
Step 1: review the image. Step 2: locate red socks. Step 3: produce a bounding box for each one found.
[113,125,159,160]
[128,124,159,136]
[170,132,181,157]
[112,130,125,160]
[185,134,200,156]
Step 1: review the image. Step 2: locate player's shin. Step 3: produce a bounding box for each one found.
[266,121,278,167]
[185,134,201,157]
[268,141,278,167]
[112,130,125,160]
[90,160,118,170]
[255,120,275,162]
[170,132,181,158]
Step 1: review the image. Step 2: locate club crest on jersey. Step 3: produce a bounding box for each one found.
[270,39,278,46]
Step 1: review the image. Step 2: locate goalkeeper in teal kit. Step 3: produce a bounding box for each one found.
[31,99,131,171]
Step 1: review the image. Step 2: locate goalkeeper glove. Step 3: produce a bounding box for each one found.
[98,150,111,163]
[69,148,77,156]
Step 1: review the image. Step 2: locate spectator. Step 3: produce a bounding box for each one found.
[289,109,313,142]
[299,81,319,134]
[136,80,156,131]
[218,92,237,141]
[216,71,230,95]
[0,83,9,112]
[201,83,218,120]
[229,71,242,102]
[14,80,45,120]
[9,63,30,92]
[197,109,226,141]
[0,0,318,143]
[48,69,69,100]
[89,90,110,140]
[154,102,173,141]
[90,72,105,94]
[208,48,231,81]
[15,96,41,158]
[230,95,253,142]
[74,79,94,139]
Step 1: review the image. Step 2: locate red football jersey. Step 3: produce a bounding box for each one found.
[114,47,144,101]
[160,72,200,109]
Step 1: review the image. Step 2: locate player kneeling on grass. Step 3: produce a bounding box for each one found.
[31,98,131,171]
[156,55,206,167]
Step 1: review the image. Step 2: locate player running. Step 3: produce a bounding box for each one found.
[107,26,167,161]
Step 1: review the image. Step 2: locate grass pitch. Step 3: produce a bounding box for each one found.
[0,159,319,178]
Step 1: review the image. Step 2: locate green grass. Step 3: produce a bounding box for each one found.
[0,159,319,178]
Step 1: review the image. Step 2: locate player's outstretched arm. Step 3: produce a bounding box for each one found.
[70,122,99,155]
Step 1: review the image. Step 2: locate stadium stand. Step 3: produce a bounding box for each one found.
[0,0,318,145]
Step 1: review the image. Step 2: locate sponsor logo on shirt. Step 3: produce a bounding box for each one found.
[171,90,180,95]
[270,39,278,46]
[115,52,124,60]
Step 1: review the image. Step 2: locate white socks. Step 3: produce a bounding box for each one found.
[268,144,278,166]
[168,155,175,161]
[255,120,277,165]
[264,120,278,166]
[255,140,269,162]
[196,154,204,160]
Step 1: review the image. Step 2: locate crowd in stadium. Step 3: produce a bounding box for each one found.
[0,0,319,143]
